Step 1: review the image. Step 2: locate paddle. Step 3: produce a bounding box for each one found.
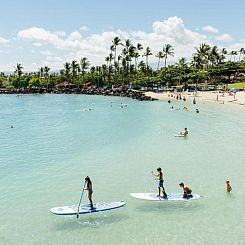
[76,180,87,219]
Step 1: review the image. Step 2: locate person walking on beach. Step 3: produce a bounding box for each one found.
[84,176,94,209]
[152,168,167,198]
[179,182,193,199]
[226,180,232,193]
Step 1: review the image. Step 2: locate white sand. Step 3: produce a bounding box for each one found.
[145,91,245,106]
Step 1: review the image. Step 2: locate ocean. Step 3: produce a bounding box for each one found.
[0,94,245,245]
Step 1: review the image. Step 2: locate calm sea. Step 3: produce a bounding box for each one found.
[0,94,245,245]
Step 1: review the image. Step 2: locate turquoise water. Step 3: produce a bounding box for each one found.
[0,94,245,245]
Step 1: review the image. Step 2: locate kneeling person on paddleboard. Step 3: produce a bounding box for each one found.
[179,182,193,199]
[84,176,94,209]
[152,168,167,198]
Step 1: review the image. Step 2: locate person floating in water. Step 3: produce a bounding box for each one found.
[226,180,232,193]
[196,109,199,113]
[183,106,188,112]
[179,182,193,199]
[180,128,188,136]
[152,168,167,198]
[84,176,94,209]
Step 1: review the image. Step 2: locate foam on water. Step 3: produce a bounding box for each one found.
[0,94,245,244]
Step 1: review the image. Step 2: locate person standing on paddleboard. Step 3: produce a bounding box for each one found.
[152,168,167,198]
[84,176,94,209]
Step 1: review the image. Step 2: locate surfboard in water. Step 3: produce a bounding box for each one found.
[174,134,186,137]
[50,201,125,215]
[130,193,200,201]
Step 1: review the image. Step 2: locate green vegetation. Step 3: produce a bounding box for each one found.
[0,40,245,91]
[227,82,245,90]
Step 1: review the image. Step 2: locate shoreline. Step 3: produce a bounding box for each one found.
[144,91,245,106]
[0,87,157,102]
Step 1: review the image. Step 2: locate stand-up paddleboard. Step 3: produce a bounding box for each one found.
[174,134,186,137]
[130,193,200,201]
[50,201,125,215]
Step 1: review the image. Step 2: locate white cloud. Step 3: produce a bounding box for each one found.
[40,50,54,56]
[33,42,43,47]
[0,37,9,44]
[80,26,89,32]
[215,33,233,42]
[202,25,219,33]
[7,16,242,71]
[54,31,66,37]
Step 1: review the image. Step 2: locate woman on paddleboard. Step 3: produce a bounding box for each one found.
[84,176,94,209]
[152,168,167,198]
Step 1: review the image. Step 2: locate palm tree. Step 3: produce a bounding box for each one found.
[155,51,165,70]
[112,37,121,64]
[162,44,174,86]
[142,47,152,71]
[195,43,210,68]
[44,66,50,89]
[230,51,238,62]
[162,44,174,70]
[64,62,71,82]
[44,66,50,79]
[80,57,90,82]
[239,48,245,61]
[15,63,23,77]
[71,60,80,87]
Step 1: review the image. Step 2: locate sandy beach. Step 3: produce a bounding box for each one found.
[145,91,245,106]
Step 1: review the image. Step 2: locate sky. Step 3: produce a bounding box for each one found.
[0,0,244,71]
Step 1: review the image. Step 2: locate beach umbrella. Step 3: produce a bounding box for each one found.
[229,88,237,93]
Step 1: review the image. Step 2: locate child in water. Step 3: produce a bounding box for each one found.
[152,168,167,198]
[84,176,94,209]
[179,182,193,199]
[226,180,232,193]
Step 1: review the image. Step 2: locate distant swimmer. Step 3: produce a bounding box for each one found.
[226,180,232,193]
[152,167,167,198]
[183,107,188,112]
[196,109,199,113]
[168,100,171,104]
[180,128,188,136]
[183,96,186,101]
[193,98,196,104]
[179,182,193,199]
[11,125,14,128]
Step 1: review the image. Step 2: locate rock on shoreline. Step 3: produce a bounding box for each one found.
[0,87,158,101]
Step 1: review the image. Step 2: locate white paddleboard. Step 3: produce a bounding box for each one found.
[50,201,125,215]
[174,135,186,137]
[130,193,200,201]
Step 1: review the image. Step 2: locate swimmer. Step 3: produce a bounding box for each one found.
[196,109,199,113]
[180,128,188,136]
[226,180,232,193]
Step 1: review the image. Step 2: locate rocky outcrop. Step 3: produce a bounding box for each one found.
[0,87,158,101]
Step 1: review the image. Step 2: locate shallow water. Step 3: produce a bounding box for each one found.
[0,94,245,245]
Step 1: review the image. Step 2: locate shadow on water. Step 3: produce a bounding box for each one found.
[134,200,204,214]
[52,213,129,231]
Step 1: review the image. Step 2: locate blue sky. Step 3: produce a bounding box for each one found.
[0,0,244,71]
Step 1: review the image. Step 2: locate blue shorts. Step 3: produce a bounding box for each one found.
[158,180,164,188]
[88,189,93,194]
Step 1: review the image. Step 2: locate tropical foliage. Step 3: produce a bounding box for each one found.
[1,39,245,90]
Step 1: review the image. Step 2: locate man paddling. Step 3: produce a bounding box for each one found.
[152,168,167,198]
